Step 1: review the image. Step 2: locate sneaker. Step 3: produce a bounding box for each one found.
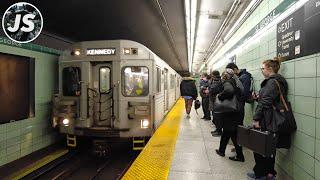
[228,156,245,162]
[215,149,225,157]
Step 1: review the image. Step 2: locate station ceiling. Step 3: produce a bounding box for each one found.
[1,0,252,74]
[1,0,188,73]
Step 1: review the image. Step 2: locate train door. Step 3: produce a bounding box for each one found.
[164,68,169,112]
[91,63,113,127]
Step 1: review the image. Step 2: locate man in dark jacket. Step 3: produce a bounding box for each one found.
[200,73,211,120]
[208,71,223,136]
[226,63,252,125]
[180,73,198,118]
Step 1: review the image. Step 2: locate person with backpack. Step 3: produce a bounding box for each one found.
[247,58,293,180]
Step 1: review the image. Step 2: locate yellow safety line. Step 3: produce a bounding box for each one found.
[122,98,185,180]
[8,149,69,180]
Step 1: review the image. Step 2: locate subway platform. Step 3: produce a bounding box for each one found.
[123,98,255,179]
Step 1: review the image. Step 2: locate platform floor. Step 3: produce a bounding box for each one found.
[168,106,255,180]
[124,98,256,179]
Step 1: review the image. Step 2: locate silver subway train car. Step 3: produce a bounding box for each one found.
[52,40,181,150]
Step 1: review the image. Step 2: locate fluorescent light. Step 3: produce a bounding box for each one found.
[224,0,259,41]
[185,0,198,72]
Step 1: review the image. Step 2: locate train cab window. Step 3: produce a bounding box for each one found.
[62,67,81,96]
[99,67,111,93]
[122,66,149,96]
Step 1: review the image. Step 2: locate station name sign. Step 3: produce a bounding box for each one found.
[86,48,116,56]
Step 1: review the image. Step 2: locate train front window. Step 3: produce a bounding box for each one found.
[62,67,81,96]
[99,67,111,93]
[122,66,149,96]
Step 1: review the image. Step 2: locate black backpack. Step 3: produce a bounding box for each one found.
[245,74,255,104]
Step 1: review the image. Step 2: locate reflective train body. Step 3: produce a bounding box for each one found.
[52,40,181,141]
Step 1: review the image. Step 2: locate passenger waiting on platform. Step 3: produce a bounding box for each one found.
[215,69,245,162]
[208,71,223,136]
[180,73,198,118]
[199,73,211,120]
[225,62,252,126]
[247,58,288,180]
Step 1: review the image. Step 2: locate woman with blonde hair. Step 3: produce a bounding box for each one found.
[248,58,289,180]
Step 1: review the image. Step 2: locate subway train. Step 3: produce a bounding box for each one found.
[52,40,181,152]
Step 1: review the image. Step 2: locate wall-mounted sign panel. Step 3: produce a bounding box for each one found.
[277,0,320,60]
[277,7,304,60]
[304,0,320,56]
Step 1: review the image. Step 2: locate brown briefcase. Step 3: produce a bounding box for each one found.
[237,125,276,156]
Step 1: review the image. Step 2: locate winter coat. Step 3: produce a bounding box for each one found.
[217,78,242,131]
[253,74,290,148]
[180,77,198,100]
[208,78,223,111]
[253,74,288,130]
[238,69,252,102]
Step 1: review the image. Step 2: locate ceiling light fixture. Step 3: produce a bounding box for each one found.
[185,0,198,72]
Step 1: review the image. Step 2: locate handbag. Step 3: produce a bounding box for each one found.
[271,80,297,134]
[213,95,239,113]
[194,99,201,110]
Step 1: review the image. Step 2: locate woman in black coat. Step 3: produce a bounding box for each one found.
[215,69,245,162]
[248,59,289,180]
[180,74,198,118]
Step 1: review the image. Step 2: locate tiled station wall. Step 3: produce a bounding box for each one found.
[0,43,59,166]
[207,0,320,179]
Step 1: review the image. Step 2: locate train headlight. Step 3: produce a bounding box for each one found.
[62,118,70,126]
[71,49,81,56]
[141,119,149,129]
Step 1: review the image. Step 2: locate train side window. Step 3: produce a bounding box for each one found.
[62,67,81,96]
[99,67,111,93]
[177,77,179,87]
[156,67,161,93]
[122,66,149,97]
[170,74,175,89]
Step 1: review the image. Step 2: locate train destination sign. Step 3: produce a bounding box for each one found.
[86,48,116,56]
[277,7,304,60]
[277,0,320,60]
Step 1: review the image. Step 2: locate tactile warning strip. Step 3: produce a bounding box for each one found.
[122,98,184,180]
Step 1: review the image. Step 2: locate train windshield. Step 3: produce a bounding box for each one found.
[122,66,149,96]
[62,67,81,96]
